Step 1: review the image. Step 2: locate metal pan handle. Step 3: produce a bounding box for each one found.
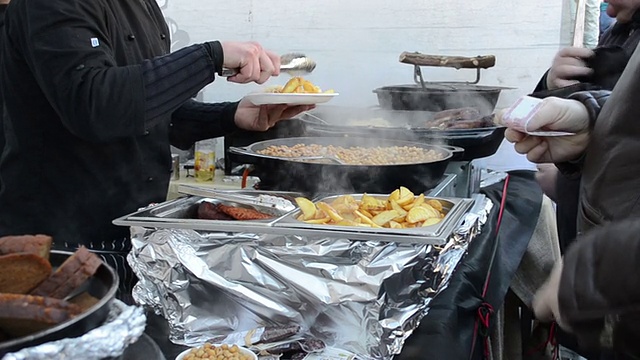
[228,146,292,163]
[438,145,465,161]
[227,146,254,156]
[399,52,496,69]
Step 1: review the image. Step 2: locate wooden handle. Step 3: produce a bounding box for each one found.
[399,52,496,69]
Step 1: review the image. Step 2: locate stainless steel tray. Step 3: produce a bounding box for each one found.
[112,191,302,232]
[113,191,475,245]
[272,194,473,239]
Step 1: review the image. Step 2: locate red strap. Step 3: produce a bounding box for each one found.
[470,174,511,360]
[241,167,251,189]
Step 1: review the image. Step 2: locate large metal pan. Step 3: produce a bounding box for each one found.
[374,53,512,114]
[0,250,118,356]
[373,84,504,114]
[296,107,506,161]
[227,137,463,196]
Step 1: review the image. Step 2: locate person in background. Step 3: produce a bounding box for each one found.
[600,1,616,37]
[506,36,640,357]
[0,0,312,302]
[533,0,640,255]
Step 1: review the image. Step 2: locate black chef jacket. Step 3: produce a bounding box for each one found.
[0,3,7,154]
[0,0,239,247]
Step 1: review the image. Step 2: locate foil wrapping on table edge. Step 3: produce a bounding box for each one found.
[128,194,493,360]
[2,300,147,360]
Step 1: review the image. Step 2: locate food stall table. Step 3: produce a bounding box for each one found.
[137,171,542,360]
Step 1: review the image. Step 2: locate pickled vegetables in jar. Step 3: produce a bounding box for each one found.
[194,138,216,182]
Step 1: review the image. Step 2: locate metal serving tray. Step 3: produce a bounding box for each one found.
[113,190,475,245]
[112,190,304,233]
[272,194,473,239]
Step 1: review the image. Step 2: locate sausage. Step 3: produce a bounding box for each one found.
[197,202,234,221]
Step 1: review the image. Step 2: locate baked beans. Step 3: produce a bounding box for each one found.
[256,144,444,165]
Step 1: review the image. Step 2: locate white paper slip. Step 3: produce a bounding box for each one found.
[502,96,576,137]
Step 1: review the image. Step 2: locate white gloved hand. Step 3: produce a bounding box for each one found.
[546,47,595,89]
[504,97,590,163]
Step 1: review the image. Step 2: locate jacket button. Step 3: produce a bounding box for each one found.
[146,177,154,182]
[128,34,136,41]
[144,130,150,136]
[160,34,166,40]
[75,64,85,70]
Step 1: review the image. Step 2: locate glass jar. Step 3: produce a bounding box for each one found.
[194,138,216,182]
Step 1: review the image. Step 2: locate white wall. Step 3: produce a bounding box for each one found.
[161,0,573,171]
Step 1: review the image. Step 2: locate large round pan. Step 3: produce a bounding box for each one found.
[0,250,118,356]
[227,137,463,196]
[373,84,505,114]
[296,108,506,161]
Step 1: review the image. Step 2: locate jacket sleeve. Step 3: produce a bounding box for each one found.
[533,70,550,93]
[552,90,611,178]
[17,0,222,142]
[169,99,240,150]
[558,219,640,355]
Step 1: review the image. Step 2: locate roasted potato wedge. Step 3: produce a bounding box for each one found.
[295,188,447,230]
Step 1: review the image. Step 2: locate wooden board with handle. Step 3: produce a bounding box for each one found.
[399,52,496,69]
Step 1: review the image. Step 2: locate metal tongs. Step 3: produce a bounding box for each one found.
[177,185,297,212]
[220,53,317,77]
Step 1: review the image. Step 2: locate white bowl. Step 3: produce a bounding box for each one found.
[175,344,258,360]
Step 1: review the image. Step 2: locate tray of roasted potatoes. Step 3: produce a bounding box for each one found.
[273,187,474,242]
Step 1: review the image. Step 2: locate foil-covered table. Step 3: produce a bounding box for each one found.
[127,195,492,360]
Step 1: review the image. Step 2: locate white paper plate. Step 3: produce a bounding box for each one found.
[244,92,339,106]
[175,344,257,360]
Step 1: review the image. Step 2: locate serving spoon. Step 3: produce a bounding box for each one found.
[220,53,317,77]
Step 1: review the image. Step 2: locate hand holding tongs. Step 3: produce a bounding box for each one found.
[220,53,317,77]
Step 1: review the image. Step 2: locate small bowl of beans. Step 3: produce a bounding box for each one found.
[175,343,257,360]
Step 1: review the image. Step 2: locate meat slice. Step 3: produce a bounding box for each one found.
[0,253,52,294]
[30,246,102,299]
[217,204,273,220]
[197,201,234,220]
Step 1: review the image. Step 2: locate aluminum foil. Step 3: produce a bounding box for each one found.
[2,300,147,360]
[128,195,492,360]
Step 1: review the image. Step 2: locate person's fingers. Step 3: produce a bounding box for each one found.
[229,48,261,83]
[554,64,593,79]
[265,105,287,127]
[505,128,527,143]
[526,141,550,163]
[513,136,542,155]
[256,51,277,84]
[558,46,595,59]
[266,50,281,76]
[532,291,555,322]
[279,105,315,120]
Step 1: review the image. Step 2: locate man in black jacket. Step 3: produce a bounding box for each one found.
[0,0,312,301]
[0,0,9,154]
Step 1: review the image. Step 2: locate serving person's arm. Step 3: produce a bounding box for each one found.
[169,100,239,150]
[16,0,222,142]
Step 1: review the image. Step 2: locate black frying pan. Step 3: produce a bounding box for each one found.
[228,136,463,196]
